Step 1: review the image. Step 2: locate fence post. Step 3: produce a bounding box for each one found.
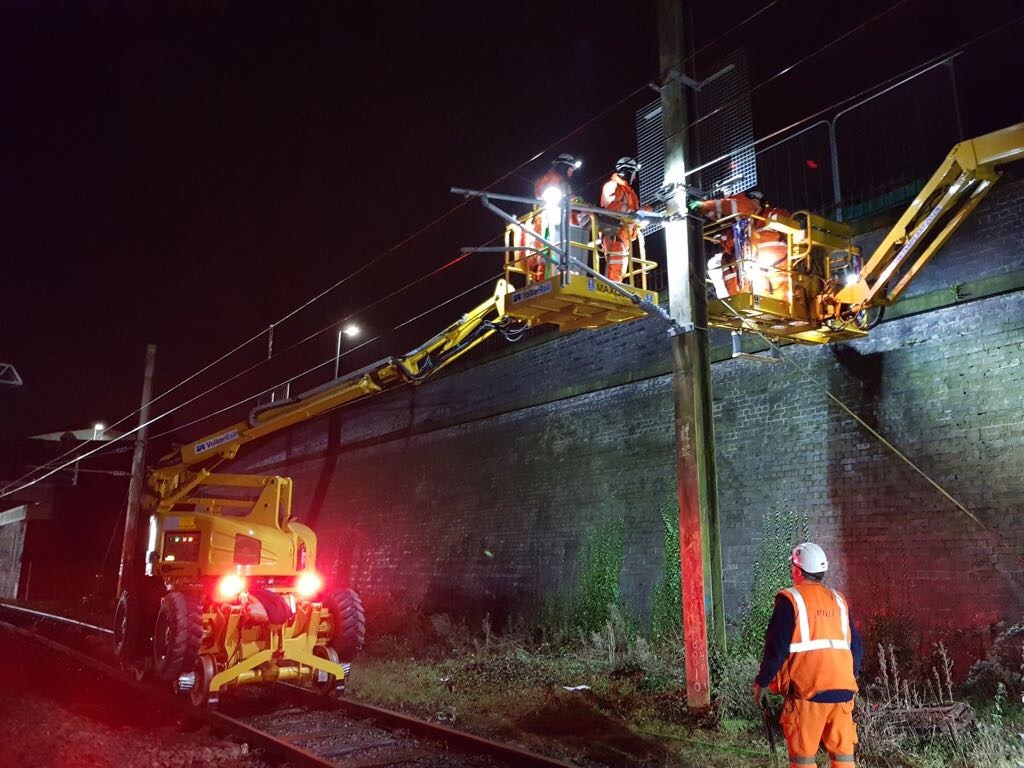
[829,120,842,222]
[946,59,963,141]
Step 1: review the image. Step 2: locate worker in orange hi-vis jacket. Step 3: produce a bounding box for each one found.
[690,188,764,221]
[599,157,645,282]
[755,542,863,768]
[690,189,767,296]
[751,203,793,301]
[522,154,581,283]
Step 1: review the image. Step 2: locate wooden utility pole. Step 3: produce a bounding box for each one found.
[656,0,725,712]
[116,343,156,598]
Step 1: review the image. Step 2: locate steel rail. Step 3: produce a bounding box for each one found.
[0,603,575,768]
[0,616,337,768]
[0,600,114,634]
[281,683,576,768]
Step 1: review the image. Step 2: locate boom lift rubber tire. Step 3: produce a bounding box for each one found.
[113,590,147,663]
[152,591,204,682]
[325,589,365,662]
[113,578,164,668]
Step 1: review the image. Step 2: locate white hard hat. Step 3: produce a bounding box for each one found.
[615,156,641,175]
[791,542,828,573]
[554,153,582,170]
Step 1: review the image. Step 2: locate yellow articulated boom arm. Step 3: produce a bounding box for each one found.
[149,279,519,499]
[837,123,1024,309]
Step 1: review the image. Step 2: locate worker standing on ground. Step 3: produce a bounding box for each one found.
[754,542,863,767]
[599,157,643,282]
[524,154,582,283]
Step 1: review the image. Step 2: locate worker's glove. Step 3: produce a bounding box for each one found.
[687,199,704,211]
[754,684,771,708]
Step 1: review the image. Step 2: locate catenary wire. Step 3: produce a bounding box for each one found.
[2,0,784,491]
[146,271,508,442]
[664,0,916,145]
[0,272,506,496]
[682,12,1024,182]
[67,21,1024,551]
[14,2,1010,493]
[0,233,507,496]
[8,7,1013,497]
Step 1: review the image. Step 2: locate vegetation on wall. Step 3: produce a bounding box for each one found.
[356,500,1024,768]
[651,491,681,642]
[571,515,626,635]
[735,504,808,658]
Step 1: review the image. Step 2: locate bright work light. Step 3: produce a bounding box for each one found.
[296,572,322,598]
[541,186,563,205]
[217,574,246,600]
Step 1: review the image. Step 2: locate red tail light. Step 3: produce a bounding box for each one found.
[217,573,246,600]
[296,572,322,598]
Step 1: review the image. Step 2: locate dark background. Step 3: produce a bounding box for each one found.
[1,0,1020,455]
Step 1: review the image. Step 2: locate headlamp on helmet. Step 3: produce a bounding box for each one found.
[554,153,581,172]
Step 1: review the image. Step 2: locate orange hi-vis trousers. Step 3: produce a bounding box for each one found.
[780,697,857,767]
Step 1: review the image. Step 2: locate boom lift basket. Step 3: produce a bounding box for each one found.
[501,207,659,331]
[705,123,1024,344]
[704,210,867,344]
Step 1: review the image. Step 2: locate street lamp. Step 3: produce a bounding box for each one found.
[92,422,105,441]
[334,324,360,379]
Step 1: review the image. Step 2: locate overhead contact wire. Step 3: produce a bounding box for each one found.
[149,272,506,440]
[3,1,782,493]
[24,1,990,494]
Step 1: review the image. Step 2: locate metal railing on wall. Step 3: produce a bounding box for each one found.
[632,55,966,297]
[756,56,962,221]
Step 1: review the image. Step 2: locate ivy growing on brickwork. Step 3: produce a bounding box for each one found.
[651,491,682,642]
[571,515,625,635]
[734,503,809,658]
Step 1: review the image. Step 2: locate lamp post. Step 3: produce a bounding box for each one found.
[334,324,360,379]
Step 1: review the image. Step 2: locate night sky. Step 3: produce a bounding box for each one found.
[1,0,1020,455]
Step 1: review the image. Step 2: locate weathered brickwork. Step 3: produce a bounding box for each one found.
[235,174,1024,647]
[713,296,1024,635]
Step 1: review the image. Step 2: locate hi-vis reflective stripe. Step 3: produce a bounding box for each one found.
[790,638,851,652]
[786,587,851,654]
[786,588,811,645]
[830,588,850,643]
[712,198,740,218]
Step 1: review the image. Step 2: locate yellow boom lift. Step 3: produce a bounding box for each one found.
[702,123,1024,343]
[114,124,1021,707]
[114,196,666,707]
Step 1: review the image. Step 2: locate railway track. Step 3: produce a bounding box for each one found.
[0,602,574,768]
